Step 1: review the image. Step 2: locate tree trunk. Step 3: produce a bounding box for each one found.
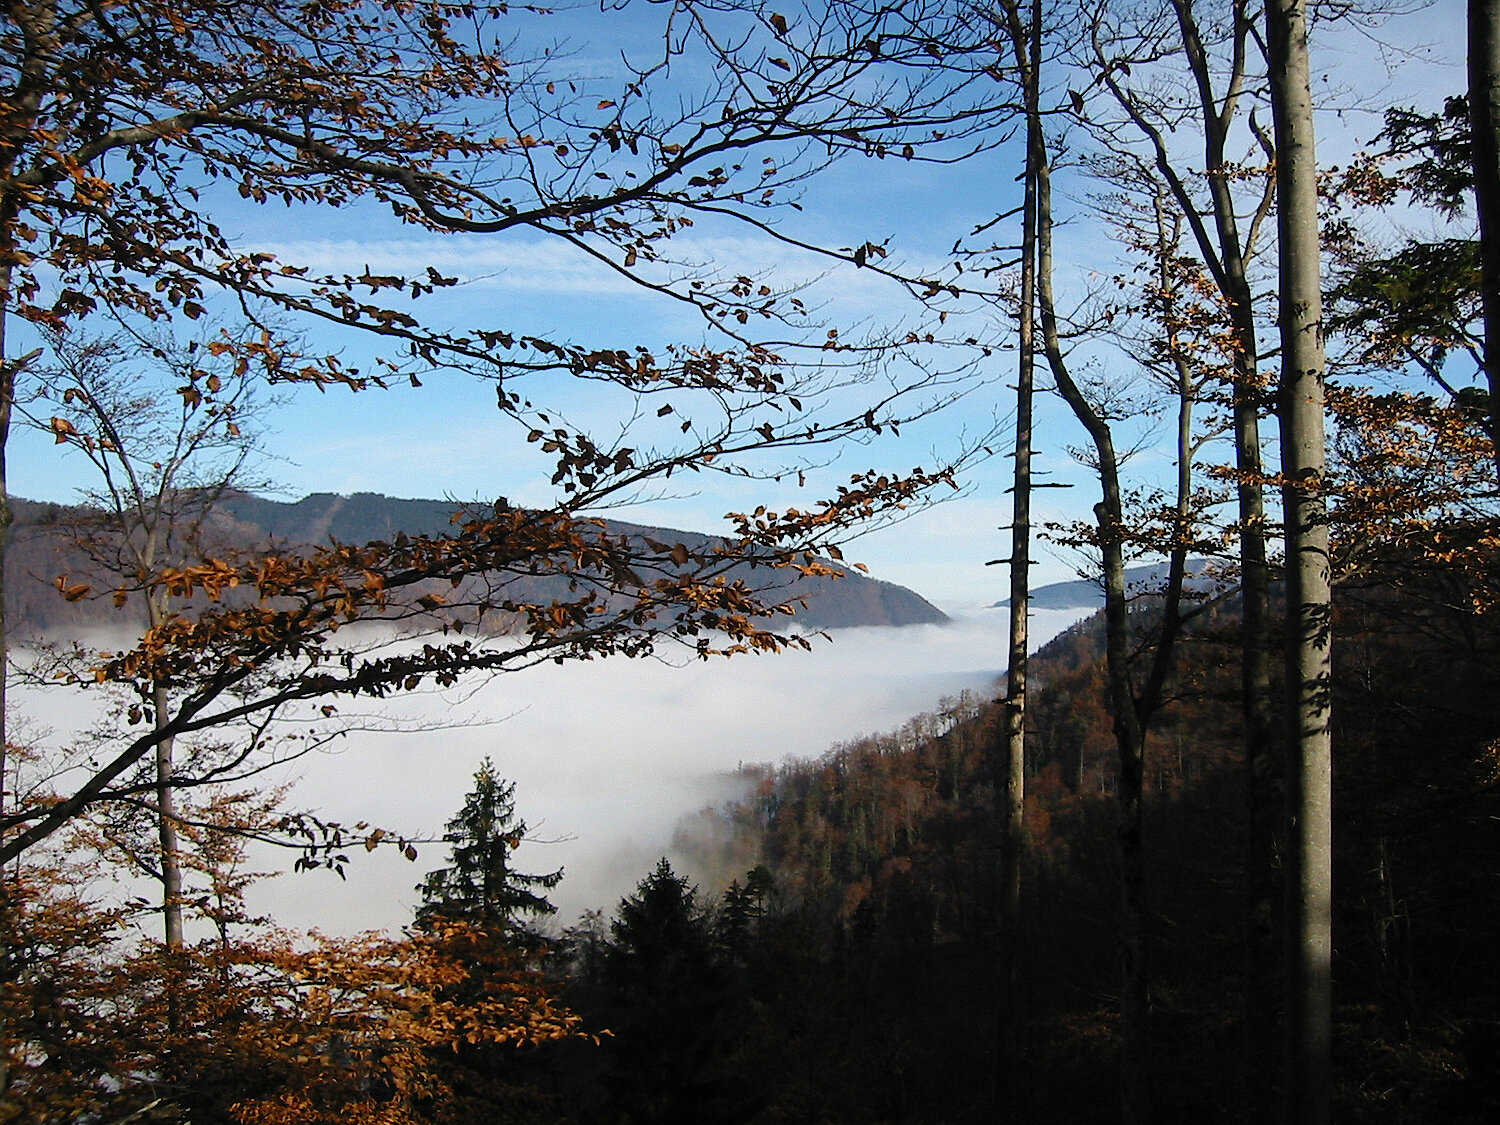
[1267,1,1334,1121]
[1145,3,1279,1098]
[1189,9,1280,1101]
[997,2,1041,1118]
[0,0,53,854]
[1469,0,1500,474]
[996,0,1044,1122]
[144,561,186,951]
[155,686,185,951]
[0,262,14,828]
[1037,151,1153,1125]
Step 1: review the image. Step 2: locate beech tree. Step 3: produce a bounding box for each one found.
[15,328,280,949]
[0,864,586,1123]
[990,2,1042,1114]
[0,0,1010,861]
[965,6,1331,1117]
[1265,0,1333,1119]
[1078,4,1282,1100]
[1032,159,1188,1125]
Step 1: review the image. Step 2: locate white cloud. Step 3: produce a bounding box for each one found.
[247,607,1085,931]
[10,608,1089,937]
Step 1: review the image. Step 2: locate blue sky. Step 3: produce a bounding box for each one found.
[8,0,1469,611]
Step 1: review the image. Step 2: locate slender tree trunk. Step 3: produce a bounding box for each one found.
[1037,151,1153,1125]
[0,0,53,856]
[154,685,185,951]
[1470,0,1500,473]
[144,569,185,951]
[144,585,184,1043]
[0,278,11,824]
[1134,3,1277,1096]
[1267,1,1333,1121]
[997,3,1041,1119]
[1218,147,1280,1125]
[1,243,19,1119]
[1236,343,1279,1115]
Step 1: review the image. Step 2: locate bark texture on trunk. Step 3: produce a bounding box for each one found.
[997,3,1042,1119]
[1470,0,1500,474]
[1267,1,1333,1120]
[154,687,185,952]
[1,264,14,819]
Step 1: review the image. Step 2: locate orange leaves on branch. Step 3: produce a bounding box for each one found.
[53,574,90,601]
[0,873,589,1125]
[155,557,242,600]
[0,0,996,883]
[1325,385,1498,589]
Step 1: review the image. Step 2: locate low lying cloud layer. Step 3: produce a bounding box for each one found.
[14,606,1088,937]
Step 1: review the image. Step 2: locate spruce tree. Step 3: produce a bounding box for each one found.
[415,759,562,944]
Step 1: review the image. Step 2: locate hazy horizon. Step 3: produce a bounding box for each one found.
[11,605,1091,937]
[247,605,1088,933]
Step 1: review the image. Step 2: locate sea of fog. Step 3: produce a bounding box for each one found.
[12,604,1088,936]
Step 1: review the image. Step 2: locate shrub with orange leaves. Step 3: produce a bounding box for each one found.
[0,872,589,1125]
[187,921,588,1125]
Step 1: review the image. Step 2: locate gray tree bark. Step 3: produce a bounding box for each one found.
[1469,0,1500,473]
[997,2,1041,1118]
[1266,0,1334,1120]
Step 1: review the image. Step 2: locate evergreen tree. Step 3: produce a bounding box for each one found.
[602,858,742,1124]
[416,759,562,944]
[717,864,775,962]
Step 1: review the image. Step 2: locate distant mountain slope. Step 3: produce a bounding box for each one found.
[6,492,947,637]
[991,559,1219,611]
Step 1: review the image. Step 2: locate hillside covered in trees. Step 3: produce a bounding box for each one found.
[4,543,1495,1123]
[4,0,1499,1123]
[654,550,1500,1122]
[6,491,947,636]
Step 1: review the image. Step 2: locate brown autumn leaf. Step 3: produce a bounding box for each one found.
[54,574,91,601]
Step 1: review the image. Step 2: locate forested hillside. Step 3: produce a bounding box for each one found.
[5,492,946,635]
[658,551,1500,1122]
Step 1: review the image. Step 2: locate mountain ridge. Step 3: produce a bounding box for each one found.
[990,558,1221,611]
[6,491,948,636]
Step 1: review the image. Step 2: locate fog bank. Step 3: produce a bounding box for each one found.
[12,605,1088,935]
